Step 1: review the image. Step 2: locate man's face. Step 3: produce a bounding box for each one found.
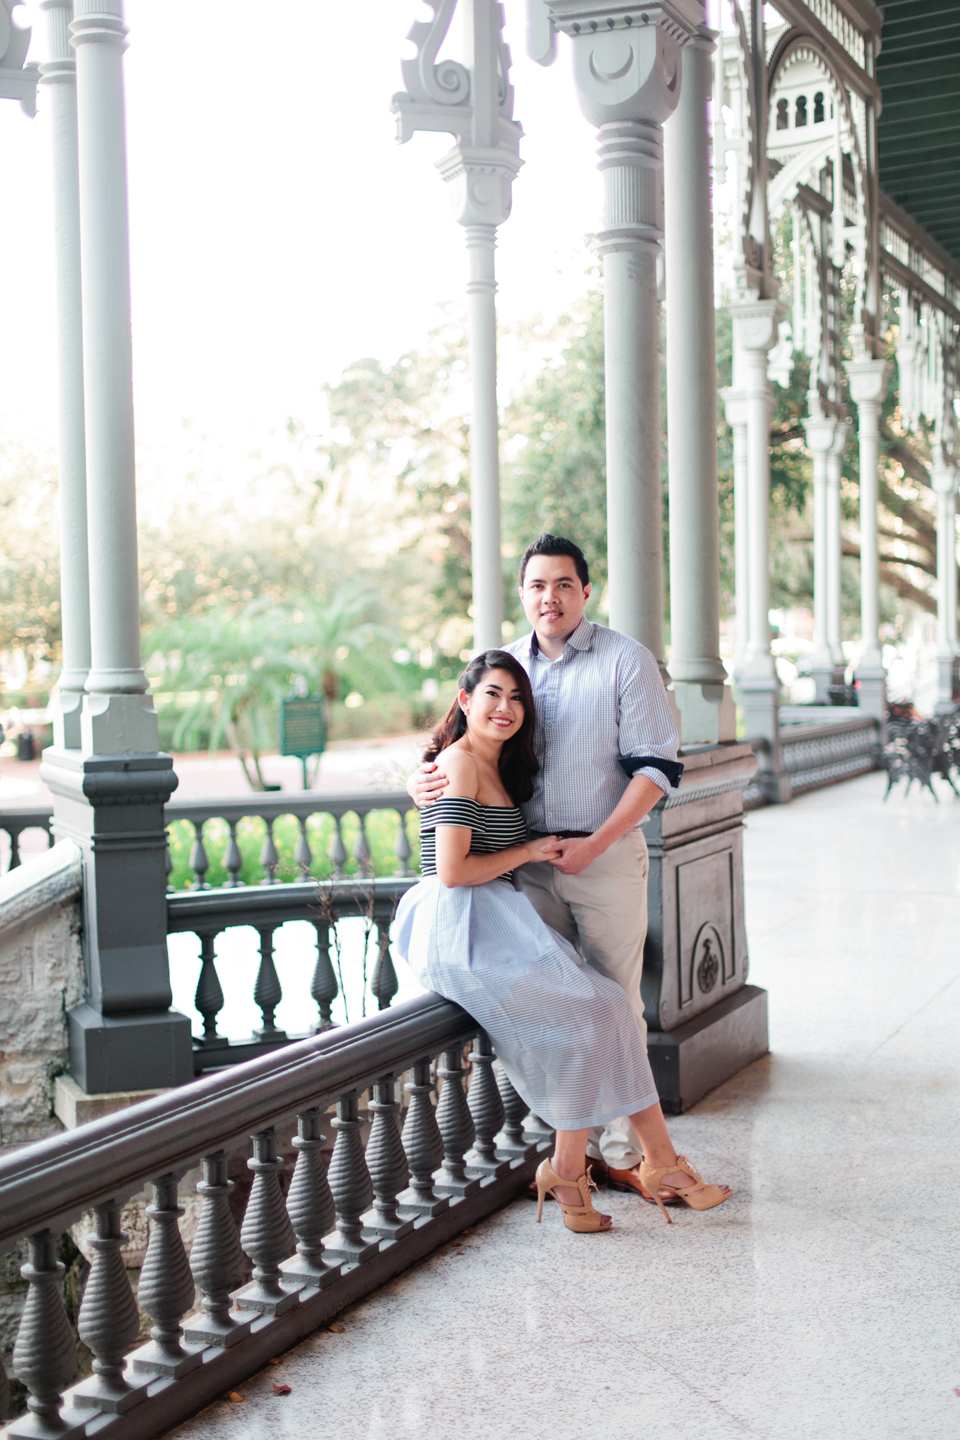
[519,554,591,645]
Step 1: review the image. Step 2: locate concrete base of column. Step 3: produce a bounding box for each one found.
[647,984,769,1114]
[51,691,85,749]
[735,679,791,802]
[641,742,769,1112]
[935,654,960,713]
[68,1002,192,1094]
[854,666,887,740]
[805,658,835,705]
[670,681,737,746]
[40,746,192,1095]
[81,692,161,755]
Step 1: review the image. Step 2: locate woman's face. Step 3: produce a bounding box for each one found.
[460,667,525,744]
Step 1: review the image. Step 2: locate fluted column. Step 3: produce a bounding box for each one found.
[664,20,734,742]
[41,0,90,750]
[826,419,850,675]
[845,358,890,723]
[531,4,698,667]
[721,389,750,669]
[802,410,837,702]
[932,464,960,711]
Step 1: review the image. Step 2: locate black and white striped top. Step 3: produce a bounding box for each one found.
[419,797,527,881]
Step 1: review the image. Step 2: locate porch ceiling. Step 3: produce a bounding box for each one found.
[877,0,960,264]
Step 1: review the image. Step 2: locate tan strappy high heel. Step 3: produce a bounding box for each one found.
[636,1155,731,1224]
[535,1158,612,1233]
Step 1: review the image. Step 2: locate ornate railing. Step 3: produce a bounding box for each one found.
[0,810,52,872]
[780,715,879,792]
[0,995,552,1438]
[169,878,415,1073]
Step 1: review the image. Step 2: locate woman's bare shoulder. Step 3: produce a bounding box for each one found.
[435,745,480,798]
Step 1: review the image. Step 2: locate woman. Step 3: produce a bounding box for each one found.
[394,650,730,1232]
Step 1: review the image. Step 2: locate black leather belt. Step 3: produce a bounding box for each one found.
[551,830,592,840]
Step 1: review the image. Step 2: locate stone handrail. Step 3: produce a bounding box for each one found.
[0,995,551,1438]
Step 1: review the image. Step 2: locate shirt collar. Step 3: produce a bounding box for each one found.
[528,616,595,658]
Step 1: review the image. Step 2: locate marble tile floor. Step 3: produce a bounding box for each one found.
[166,772,960,1440]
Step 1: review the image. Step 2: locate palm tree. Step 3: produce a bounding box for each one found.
[145,590,398,789]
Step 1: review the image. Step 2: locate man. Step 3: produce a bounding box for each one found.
[410,533,687,1199]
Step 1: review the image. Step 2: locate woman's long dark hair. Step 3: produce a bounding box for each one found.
[423,650,539,803]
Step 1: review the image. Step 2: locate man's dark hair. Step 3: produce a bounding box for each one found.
[518,534,589,589]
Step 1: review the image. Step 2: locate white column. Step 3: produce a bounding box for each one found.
[932,464,959,711]
[71,0,156,754]
[394,0,523,653]
[722,389,750,668]
[826,419,850,671]
[465,223,502,650]
[802,411,836,701]
[845,358,890,719]
[664,24,734,743]
[600,119,667,660]
[41,0,89,751]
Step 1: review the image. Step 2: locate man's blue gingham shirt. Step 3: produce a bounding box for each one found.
[504,618,681,833]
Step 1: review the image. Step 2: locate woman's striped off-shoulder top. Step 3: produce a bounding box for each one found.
[419,796,527,880]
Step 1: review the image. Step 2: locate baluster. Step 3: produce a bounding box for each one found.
[164,831,174,891]
[523,1112,556,1149]
[370,918,399,1011]
[224,819,243,886]
[282,1109,343,1289]
[260,817,279,884]
[465,1032,510,1178]
[9,826,21,870]
[310,921,339,1030]
[189,821,210,890]
[329,816,347,878]
[397,1059,449,1217]
[9,1230,82,1440]
[295,815,313,877]
[394,808,412,876]
[236,1129,297,1316]
[323,1091,379,1265]
[353,813,372,875]
[133,1174,202,1378]
[362,1076,414,1240]
[495,1069,537,1160]
[195,932,225,1046]
[73,1202,145,1414]
[434,1047,480,1198]
[183,1151,253,1347]
[253,925,287,1041]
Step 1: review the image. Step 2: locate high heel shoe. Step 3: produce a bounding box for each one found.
[636,1155,731,1224]
[535,1159,612,1233]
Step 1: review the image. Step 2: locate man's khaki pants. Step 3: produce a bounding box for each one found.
[515,828,650,1170]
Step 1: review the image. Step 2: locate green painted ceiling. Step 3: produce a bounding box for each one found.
[877,0,960,264]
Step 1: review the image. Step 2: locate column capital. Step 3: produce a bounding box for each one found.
[845,357,890,407]
[435,145,523,227]
[720,388,749,427]
[541,0,701,127]
[803,413,837,457]
[729,297,783,355]
[829,417,852,460]
[930,464,959,497]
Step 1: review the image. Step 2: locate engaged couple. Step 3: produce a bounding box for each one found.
[399,533,731,1232]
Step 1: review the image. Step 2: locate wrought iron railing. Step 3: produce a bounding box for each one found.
[0,994,552,1438]
[780,715,879,792]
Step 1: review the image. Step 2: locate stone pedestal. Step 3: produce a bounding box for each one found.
[641,742,769,1112]
[40,748,192,1094]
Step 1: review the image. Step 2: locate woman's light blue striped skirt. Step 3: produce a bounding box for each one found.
[393,876,659,1132]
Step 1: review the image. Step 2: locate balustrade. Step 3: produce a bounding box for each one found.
[0,996,551,1439]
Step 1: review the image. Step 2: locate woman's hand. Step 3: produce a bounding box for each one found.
[407,761,450,808]
[522,835,561,864]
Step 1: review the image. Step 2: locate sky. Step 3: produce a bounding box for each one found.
[0,0,605,475]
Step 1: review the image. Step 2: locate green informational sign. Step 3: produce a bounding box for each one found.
[279,695,327,788]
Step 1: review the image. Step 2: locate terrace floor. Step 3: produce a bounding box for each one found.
[167,770,960,1440]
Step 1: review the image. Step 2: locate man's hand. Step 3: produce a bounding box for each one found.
[407,761,450,809]
[547,836,601,876]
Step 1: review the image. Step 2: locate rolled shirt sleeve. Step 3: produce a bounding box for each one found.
[615,644,682,796]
